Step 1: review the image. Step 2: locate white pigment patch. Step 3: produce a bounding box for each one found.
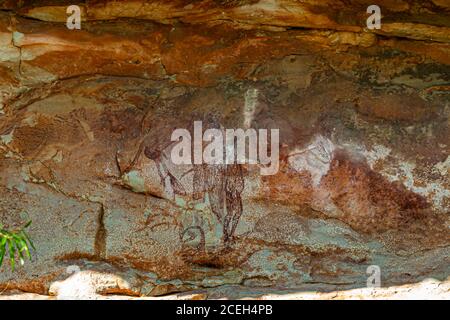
[288,135,335,187]
[344,143,449,209]
[0,129,14,145]
[363,144,391,168]
[434,155,450,176]
[244,88,258,128]
[383,161,450,209]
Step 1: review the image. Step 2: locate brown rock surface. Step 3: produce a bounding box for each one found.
[0,0,449,299]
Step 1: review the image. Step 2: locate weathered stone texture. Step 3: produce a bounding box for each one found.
[0,1,448,298]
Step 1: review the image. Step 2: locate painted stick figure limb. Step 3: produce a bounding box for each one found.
[223,163,244,244]
[203,164,227,223]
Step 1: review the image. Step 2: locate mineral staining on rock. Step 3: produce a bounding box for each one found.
[0,0,449,299]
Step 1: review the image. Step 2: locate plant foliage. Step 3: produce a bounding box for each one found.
[0,221,34,271]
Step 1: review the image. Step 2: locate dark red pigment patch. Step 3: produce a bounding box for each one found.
[322,150,430,233]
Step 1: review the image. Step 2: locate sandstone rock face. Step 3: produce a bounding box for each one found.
[0,1,449,298]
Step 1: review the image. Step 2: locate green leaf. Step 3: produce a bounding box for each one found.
[18,234,31,259]
[0,221,34,270]
[8,239,16,271]
[22,231,35,251]
[14,238,25,266]
[20,238,30,259]
[0,238,6,268]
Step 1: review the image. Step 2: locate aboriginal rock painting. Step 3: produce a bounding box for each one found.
[191,162,244,244]
[126,115,245,251]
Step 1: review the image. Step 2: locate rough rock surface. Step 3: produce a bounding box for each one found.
[1,278,449,300]
[0,0,449,299]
